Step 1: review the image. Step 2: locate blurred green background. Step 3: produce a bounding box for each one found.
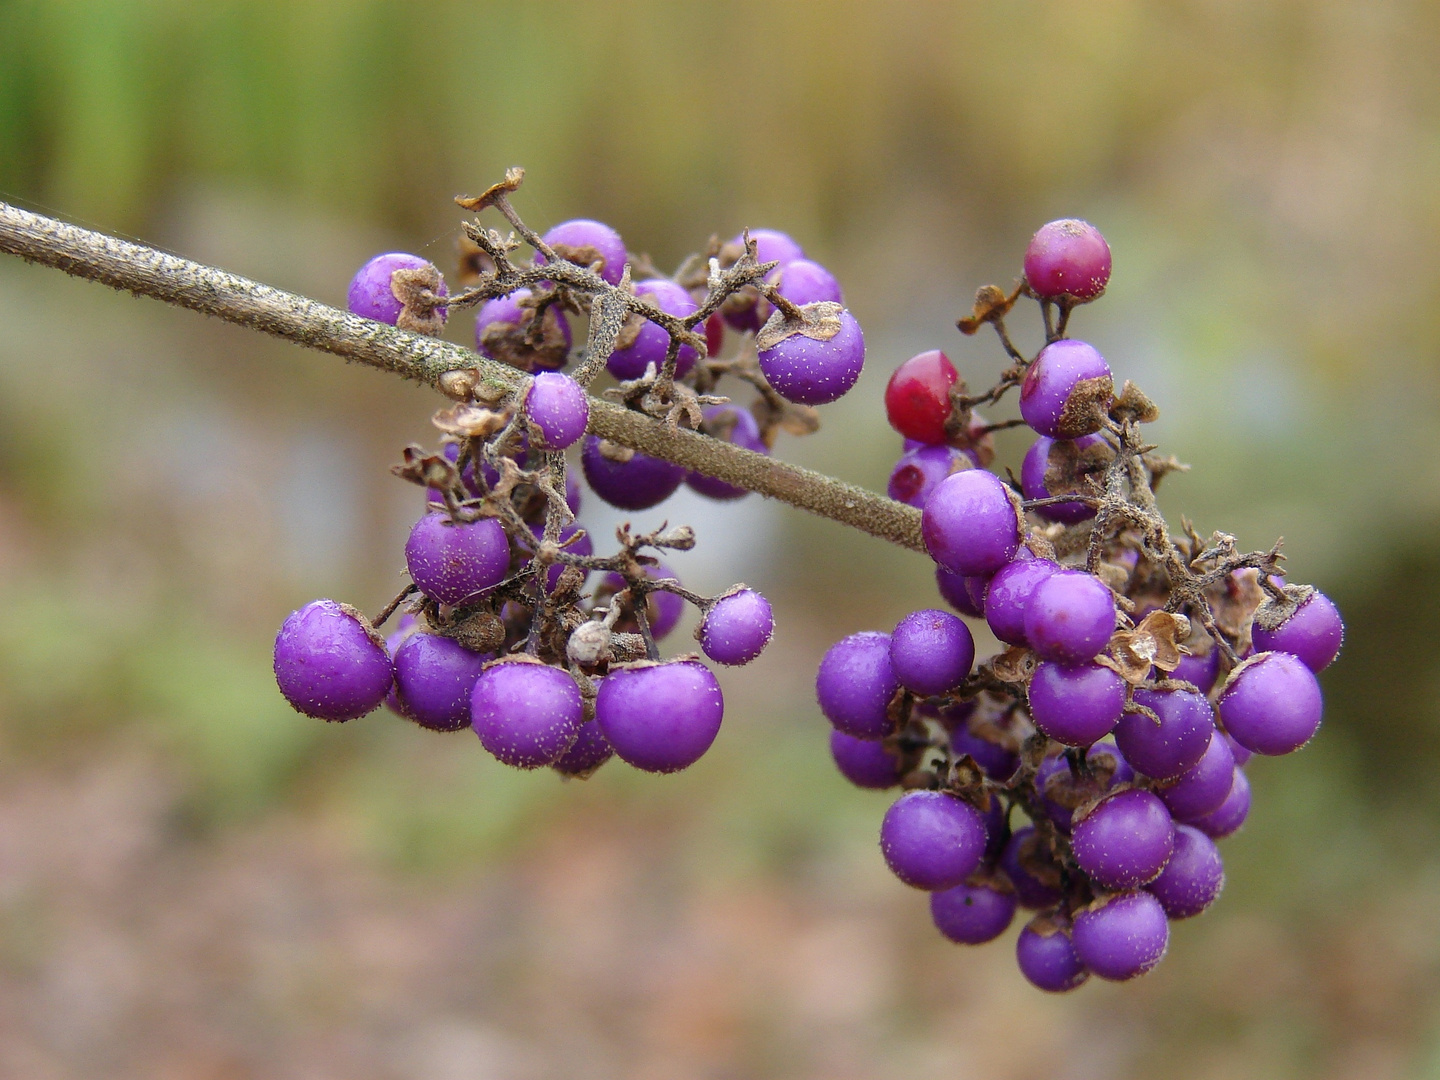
[0,1,1437,1077]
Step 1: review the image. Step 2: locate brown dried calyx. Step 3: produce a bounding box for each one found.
[389,263,448,336]
[480,299,571,372]
[443,610,505,654]
[1110,379,1160,424]
[1108,610,1193,685]
[1253,583,1316,634]
[1043,435,1114,500]
[957,283,1021,335]
[754,300,844,351]
[1054,374,1115,439]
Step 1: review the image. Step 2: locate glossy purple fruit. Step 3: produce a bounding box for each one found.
[1028,661,1126,746]
[474,288,571,370]
[1147,824,1224,918]
[1116,687,1215,780]
[1000,827,1063,909]
[889,608,975,695]
[596,660,724,773]
[347,253,447,326]
[1172,642,1222,694]
[1218,651,1323,755]
[735,228,804,270]
[470,660,584,768]
[1020,434,1105,525]
[1159,729,1237,821]
[552,718,614,778]
[1072,891,1169,981]
[1025,571,1117,664]
[816,632,899,739]
[1017,914,1089,992]
[935,565,987,618]
[931,877,1017,945]
[887,445,972,509]
[383,614,420,718]
[524,372,589,450]
[608,278,699,380]
[581,436,685,511]
[758,258,842,322]
[1251,588,1344,673]
[756,307,865,405]
[879,790,988,891]
[687,405,768,500]
[1023,219,1112,302]
[829,730,902,789]
[274,600,393,721]
[922,470,1023,576]
[1072,789,1176,890]
[1019,339,1114,440]
[985,556,1062,645]
[1222,731,1253,768]
[951,728,1018,782]
[1190,768,1250,839]
[700,589,774,666]
[392,632,490,732]
[404,513,512,607]
[538,219,627,285]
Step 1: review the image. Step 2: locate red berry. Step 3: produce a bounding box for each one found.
[704,311,724,358]
[1024,219,1112,302]
[884,349,958,445]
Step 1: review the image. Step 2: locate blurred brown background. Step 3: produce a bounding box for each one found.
[0,1,1437,1077]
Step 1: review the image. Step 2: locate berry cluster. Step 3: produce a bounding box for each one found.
[275,168,872,779]
[822,219,1344,990]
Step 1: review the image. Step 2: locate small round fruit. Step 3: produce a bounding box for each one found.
[1020,434,1105,525]
[1023,219,1112,302]
[273,600,393,721]
[1115,687,1215,780]
[930,877,1017,945]
[1159,729,1237,821]
[889,608,975,696]
[538,219,627,285]
[1147,824,1224,918]
[884,350,959,445]
[1016,914,1089,992]
[699,589,774,666]
[1071,789,1176,890]
[1024,571,1117,664]
[756,307,865,405]
[347,253,447,326]
[1189,768,1251,839]
[474,288,570,370]
[816,632,899,740]
[758,258,842,322]
[404,513,512,607]
[984,555,1062,646]
[1019,339,1114,439]
[1027,661,1126,746]
[1217,651,1324,755]
[1172,642,1222,694]
[552,718,614,778]
[935,565,987,618]
[887,444,972,509]
[392,631,490,732]
[608,278,699,380]
[581,436,685,511]
[524,372,589,450]
[1072,891,1169,981]
[1251,588,1344,672]
[829,730,902,790]
[879,790,988,891]
[735,228,804,269]
[470,660,584,768]
[922,470,1023,576]
[596,659,725,773]
[1000,827,1063,910]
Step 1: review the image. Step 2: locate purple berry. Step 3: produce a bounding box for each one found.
[273,600,393,721]
[1159,729,1237,821]
[475,288,571,370]
[829,730,902,789]
[1034,755,1078,832]
[887,445,973,509]
[922,470,1023,576]
[1000,827,1064,909]
[1024,571,1117,664]
[1190,768,1251,839]
[1251,588,1344,673]
[816,632,899,739]
[950,727,1018,782]
[1016,914,1089,992]
[392,632,490,732]
[405,513,512,607]
[524,372,589,450]
[470,660,585,769]
[595,659,724,773]
[931,877,1017,945]
[581,436,685,511]
[1115,687,1215,780]
[889,608,975,696]
[1072,891,1169,981]
[735,228,805,270]
[758,258,843,322]
[1071,788,1176,890]
[538,219,628,285]
[686,405,768,500]
[1023,219,1112,302]
[1147,824,1224,918]
[1172,641,1222,694]
[756,307,865,405]
[1088,742,1136,786]
[383,614,420,718]
[700,589,774,666]
[608,278,699,380]
[347,252,447,326]
[552,717,614,778]
[1019,339,1114,439]
[879,790,987,891]
[1222,731,1253,768]
[1028,661,1126,746]
[984,556,1062,645]
[1020,435,1105,525]
[935,565,987,619]
[1218,651,1323,755]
